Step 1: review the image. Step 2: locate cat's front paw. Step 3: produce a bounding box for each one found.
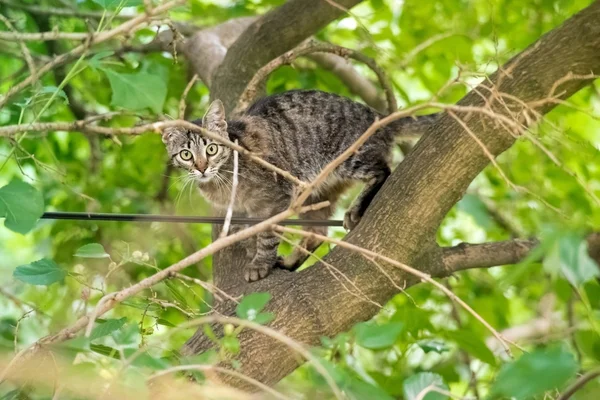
[244,263,270,282]
[343,207,362,231]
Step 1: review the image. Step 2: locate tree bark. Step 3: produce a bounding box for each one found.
[183,0,600,389]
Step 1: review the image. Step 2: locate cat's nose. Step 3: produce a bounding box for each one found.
[195,160,207,173]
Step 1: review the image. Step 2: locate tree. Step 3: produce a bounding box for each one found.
[1,0,600,399]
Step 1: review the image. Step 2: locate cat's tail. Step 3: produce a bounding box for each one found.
[389,112,440,140]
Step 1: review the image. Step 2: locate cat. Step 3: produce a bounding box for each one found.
[162,90,437,282]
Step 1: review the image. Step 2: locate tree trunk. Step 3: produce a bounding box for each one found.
[182,0,600,388]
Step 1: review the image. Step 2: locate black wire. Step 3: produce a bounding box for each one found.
[41,211,344,227]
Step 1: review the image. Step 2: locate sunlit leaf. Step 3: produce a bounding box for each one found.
[74,243,110,258]
[0,179,44,234]
[90,317,127,341]
[354,322,403,350]
[490,346,577,399]
[236,292,272,321]
[445,331,496,365]
[403,372,449,400]
[102,68,167,114]
[544,233,600,286]
[91,0,142,9]
[418,340,450,354]
[13,258,66,286]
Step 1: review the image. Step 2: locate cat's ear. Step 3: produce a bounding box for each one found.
[161,127,175,144]
[202,100,227,134]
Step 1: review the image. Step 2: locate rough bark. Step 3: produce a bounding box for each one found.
[182,1,600,388]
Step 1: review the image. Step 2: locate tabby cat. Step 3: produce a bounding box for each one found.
[162,90,436,282]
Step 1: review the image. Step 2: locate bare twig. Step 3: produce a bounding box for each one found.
[0,119,306,187]
[178,74,199,119]
[0,0,132,20]
[235,39,397,114]
[0,30,92,41]
[0,202,330,382]
[220,140,239,238]
[0,14,37,78]
[159,315,343,399]
[557,368,600,400]
[148,365,291,400]
[274,225,516,357]
[173,272,240,304]
[0,0,186,109]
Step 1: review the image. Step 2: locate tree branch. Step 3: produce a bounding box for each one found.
[0,0,185,109]
[0,0,132,20]
[183,1,600,388]
[234,39,396,115]
[210,0,364,112]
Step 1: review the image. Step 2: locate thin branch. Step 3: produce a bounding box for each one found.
[178,74,199,119]
[220,140,239,238]
[234,39,396,115]
[307,52,387,112]
[148,364,292,400]
[0,0,186,109]
[0,119,306,187]
[0,202,330,382]
[0,0,132,20]
[558,368,600,400]
[292,103,432,208]
[274,225,515,357]
[0,30,91,41]
[157,315,344,399]
[0,14,37,78]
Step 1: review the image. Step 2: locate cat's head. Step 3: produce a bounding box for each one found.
[161,100,232,183]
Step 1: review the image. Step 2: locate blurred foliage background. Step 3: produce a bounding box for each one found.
[1,0,600,399]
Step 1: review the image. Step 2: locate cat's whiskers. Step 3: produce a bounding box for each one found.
[175,174,196,207]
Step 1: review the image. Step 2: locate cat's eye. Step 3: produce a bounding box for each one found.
[179,150,193,161]
[206,144,219,156]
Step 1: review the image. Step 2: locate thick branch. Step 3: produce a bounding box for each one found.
[183,1,600,388]
[442,233,600,272]
[210,0,363,111]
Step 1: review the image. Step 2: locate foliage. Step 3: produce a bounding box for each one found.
[1,0,600,399]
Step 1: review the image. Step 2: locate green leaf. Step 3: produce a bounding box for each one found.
[544,233,600,286]
[347,378,395,400]
[74,243,110,258]
[0,179,44,234]
[236,292,272,321]
[457,194,494,229]
[156,318,175,327]
[575,330,600,362]
[253,312,275,325]
[221,336,240,354]
[102,68,167,114]
[403,372,449,400]
[490,346,578,399]
[418,340,450,354]
[354,322,404,350]
[91,0,142,9]
[90,343,120,359]
[13,258,66,286]
[90,317,127,341]
[445,330,496,365]
[39,86,69,104]
[181,349,219,366]
[89,51,115,69]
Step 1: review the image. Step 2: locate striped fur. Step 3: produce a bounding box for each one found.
[162,90,437,282]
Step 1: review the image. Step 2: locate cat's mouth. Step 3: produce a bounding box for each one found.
[192,170,214,183]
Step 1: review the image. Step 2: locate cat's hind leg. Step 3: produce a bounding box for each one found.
[344,164,391,231]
